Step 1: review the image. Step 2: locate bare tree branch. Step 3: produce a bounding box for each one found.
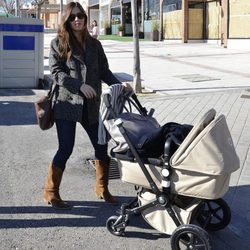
[0,0,28,14]
[0,0,15,13]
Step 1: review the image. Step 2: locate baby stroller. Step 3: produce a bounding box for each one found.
[99,85,240,250]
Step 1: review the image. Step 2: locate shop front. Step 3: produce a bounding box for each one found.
[111,1,121,35]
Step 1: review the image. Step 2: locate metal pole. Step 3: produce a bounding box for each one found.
[60,0,63,22]
[15,0,20,17]
[131,0,142,93]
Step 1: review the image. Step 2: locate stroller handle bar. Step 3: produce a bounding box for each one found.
[103,90,153,118]
[131,94,148,116]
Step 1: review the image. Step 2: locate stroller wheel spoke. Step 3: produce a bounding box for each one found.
[213,212,223,222]
[197,199,231,231]
[189,234,195,245]
[211,205,221,215]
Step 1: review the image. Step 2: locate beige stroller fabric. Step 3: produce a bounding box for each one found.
[117,160,162,189]
[170,109,240,199]
[117,109,240,199]
[138,190,200,235]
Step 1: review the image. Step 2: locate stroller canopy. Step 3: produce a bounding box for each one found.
[170,108,240,175]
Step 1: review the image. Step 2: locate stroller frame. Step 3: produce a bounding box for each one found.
[104,92,231,249]
[113,116,181,224]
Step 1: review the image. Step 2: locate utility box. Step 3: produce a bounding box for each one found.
[0,18,44,88]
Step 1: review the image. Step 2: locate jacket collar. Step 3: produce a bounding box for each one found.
[71,53,85,64]
[71,39,95,66]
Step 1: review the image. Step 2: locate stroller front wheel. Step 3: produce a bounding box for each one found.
[171,224,212,250]
[106,215,126,236]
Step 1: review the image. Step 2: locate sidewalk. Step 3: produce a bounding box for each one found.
[98,39,250,94]
[44,34,250,95]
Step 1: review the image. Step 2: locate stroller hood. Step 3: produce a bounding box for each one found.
[170,109,240,176]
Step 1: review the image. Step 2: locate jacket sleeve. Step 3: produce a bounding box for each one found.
[49,38,82,94]
[97,41,122,86]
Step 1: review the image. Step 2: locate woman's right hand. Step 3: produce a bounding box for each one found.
[80,84,97,99]
[122,82,134,92]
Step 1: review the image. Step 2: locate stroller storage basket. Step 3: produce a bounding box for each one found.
[138,190,201,234]
[117,159,162,189]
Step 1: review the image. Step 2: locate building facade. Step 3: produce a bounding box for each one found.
[88,0,250,48]
[19,0,250,48]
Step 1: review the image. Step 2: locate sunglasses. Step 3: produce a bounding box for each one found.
[68,12,86,22]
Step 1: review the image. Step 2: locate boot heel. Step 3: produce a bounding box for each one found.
[43,163,71,210]
[96,194,103,199]
[43,198,50,204]
[94,160,118,204]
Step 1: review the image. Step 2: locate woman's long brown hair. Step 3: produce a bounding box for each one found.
[58,2,91,60]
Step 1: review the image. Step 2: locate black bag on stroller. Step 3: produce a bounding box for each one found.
[99,84,192,158]
[135,122,193,158]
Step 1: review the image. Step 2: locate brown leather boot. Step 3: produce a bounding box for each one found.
[43,163,71,209]
[94,159,118,204]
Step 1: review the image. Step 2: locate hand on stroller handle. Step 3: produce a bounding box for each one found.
[122,82,134,93]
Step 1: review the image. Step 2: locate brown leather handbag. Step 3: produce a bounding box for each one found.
[34,84,57,130]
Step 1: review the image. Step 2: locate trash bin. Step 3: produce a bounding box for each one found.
[0,18,44,88]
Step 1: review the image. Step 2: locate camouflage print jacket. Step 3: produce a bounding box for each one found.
[49,36,121,125]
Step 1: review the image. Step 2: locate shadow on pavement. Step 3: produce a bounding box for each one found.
[0,101,37,126]
[0,89,37,97]
[122,231,169,240]
[0,195,248,247]
[0,198,152,231]
[114,72,133,82]
[223,185,250,246]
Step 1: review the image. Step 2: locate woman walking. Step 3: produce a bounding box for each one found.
[43,1,132,209]
[91,20,99,39]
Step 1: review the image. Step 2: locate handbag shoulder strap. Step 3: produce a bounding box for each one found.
[47,82,58,100]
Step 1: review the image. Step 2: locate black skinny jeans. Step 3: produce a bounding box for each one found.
[52,119,108,170]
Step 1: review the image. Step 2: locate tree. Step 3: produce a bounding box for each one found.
[131,0,142,93]
[0,0,16,13]
[31,0,47,19]
[0,0,29,15]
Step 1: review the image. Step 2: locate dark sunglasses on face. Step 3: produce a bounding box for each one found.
[68,12,86,22]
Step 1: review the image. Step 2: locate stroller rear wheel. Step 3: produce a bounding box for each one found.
[171,224,212,250]
[106,215,126,236]
[197,198,231,231]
